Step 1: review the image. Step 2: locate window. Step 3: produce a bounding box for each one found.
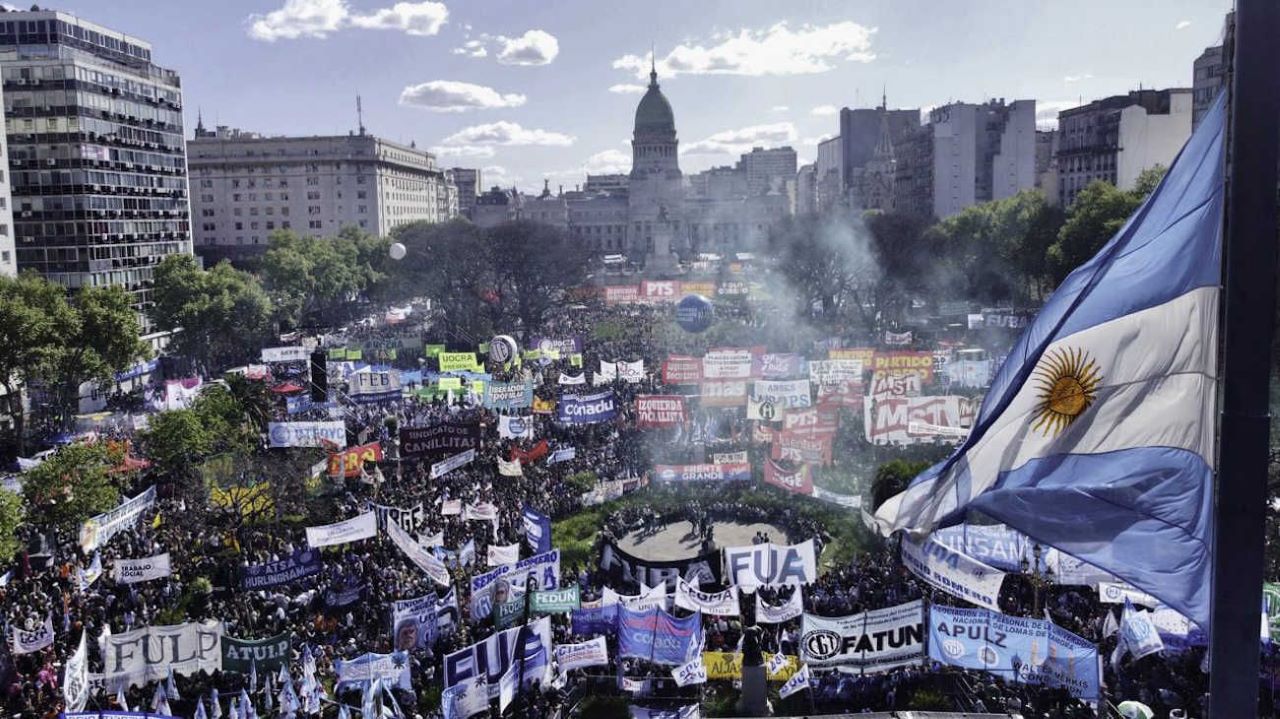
[250,221,259,230]
[308,206,321,215]
[358,205,367,214]
[357,190,367,199]
[233,208,242,217]
[201,208,214,217]
[281,207,289,216]
[200,194,214,202]
[199,179,212,188]
[307,191,320,200]
[234,222,243,230]
[282,221,291,229]
[266,221,275,230]
[306,177,319,186]
[249,208,259,216]
[232,193,241,201]
[308,220,322,229]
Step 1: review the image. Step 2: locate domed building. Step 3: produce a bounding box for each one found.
[471,56,794,271]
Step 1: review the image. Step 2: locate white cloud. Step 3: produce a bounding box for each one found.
[482,165,520,187]
[497,29,560,66]
[1063,73,1093,84]
[248,0,347,40]
[430,145,497,158]
[248,0,447,41]
[1175,19,1192,30]
[349,1,447,35]
[582,149,631,174]
[609,84,647,94]
[399,81,526,112]
[772,105,790,112]
[683,122,798,156]
[810,104,838,116]
[452,39,487,57]
[441,121,575,147]
[613,21,875,80]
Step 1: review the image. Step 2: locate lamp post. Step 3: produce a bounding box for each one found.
[1021,543,1053,616]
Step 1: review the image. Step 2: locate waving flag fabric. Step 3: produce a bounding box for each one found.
[874,94,1226,631]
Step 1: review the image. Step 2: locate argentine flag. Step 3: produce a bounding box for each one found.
[874,94,1225,631]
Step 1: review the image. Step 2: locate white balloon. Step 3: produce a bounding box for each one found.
[389,242,407,260]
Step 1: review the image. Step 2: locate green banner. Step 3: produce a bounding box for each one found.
[531,585,580,614]
[494,598,525,629]
[437,377,463,391]
[522,349,542,361]
[569,353,583,368]
[345,348,363,360]
[424,344,446,358]
[479,342,491,354]
[328,347,347,360]
[439,351,479,373]
[222,632,291,674]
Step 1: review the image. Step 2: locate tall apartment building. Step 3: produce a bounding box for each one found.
[794,163,817,215]
[736,146,796,196]
[892,99,1036,219]
[1056,89,1192,207]
[450,166,480,218]
[839,102,920,195]
[0,80,12,277]
[0,9,191,325]
[187,124,457,262]
[815,136,843,211]
[1191,13,1232,131]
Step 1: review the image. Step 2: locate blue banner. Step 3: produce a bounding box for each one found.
[522,505,553,554]
[928,604,1099,700]
[930,524,1028,572]
[617,606,704,666]
[484,380,535,410]
[557,391,617,425]
[286,394,314,415]
[241,548,323,589]
[571,603,618,636]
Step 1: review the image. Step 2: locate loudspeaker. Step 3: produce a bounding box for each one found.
[310,350,328,402]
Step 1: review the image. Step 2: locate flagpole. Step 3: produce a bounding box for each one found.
[1210,1,1280,716]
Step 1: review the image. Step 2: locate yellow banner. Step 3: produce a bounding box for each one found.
[701,652,799,681]
[210,483,275,517]
[532,396,556,414]
[439,351,480,373]
[437,377,463,391]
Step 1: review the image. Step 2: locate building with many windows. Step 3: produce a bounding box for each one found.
[1055,89,1191,207]
[0,80,12,277]
[450,166,480,218]
[0,8,191,325]
[187,124,457,263]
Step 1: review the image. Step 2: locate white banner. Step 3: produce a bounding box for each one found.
[261,346,309,363]
[431,448,476,479]
[619,360,645,383]
[268,421,347,448]
[672,656,707,687]
[809,359,862,383]
[703,349,753,379]
[723,540,817,588]
[800,600,925,671]
[498,458,524,477]
[901,535,1005,611]
[64,631,90,711]
[10,615,53,654]
[80,485,156,552]
[779,665,810,698]
[498,415,534,439]
[812,485,862,509]
[350,370,401,397]
[442,499,463,516]
[753,379,812,409]
[712,450,748,464]
[558,372,586,385]
[594,361,616,385]
[756,589,804,624]
[97,620,224,688]
[603,583,668,612]
[464,502,499,522]
[1098,581,1158,607]
[386,518,451,587]
[863,396,974,445]
[674,577,739,616]
[555,636,610,673]
[306,511,377,548]
[113,553,172,585]
[488,544,521,567]
[549,446,576,464]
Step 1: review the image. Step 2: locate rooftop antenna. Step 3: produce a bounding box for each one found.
[356,95,366,136]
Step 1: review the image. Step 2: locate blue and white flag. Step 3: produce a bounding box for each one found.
[874,95,1226,630]
[778,664,810,699]
[1114,598,1165,668]
[522,505,553,554]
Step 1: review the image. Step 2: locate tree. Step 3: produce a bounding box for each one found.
[871,458,933,511]
[1048,166,1166,285]
[151,255,273,374]
[0,490,23,562]
[484,220,590,337]
[22,443,119,530]
[378,219,492,340]
[260,229,383,330]
[767,210,880,328]
[137,409,215,492]
[41,286,149,432]
[0,274,68,454]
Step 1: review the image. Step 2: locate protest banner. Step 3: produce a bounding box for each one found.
[484,380,535,410]
[327,442,383,479]
[400,419,481,460]
[241,548,322,589]
[900,536,1006,611]
[268,421,346,449]
[555,636,609,673]
[617,606,704,666]
[636,395,688,427]
[674,578,739,616]
[98,620,225,688]
[80,486,156,552]
[431,449,477,479]
[763,459,814,495]
[599,541,723,590]
[652,463,751,482]
[723,540,818,588]
[557,391,617,425]
[112,553,171,585]
[305,512,377,548]
[800,600,925,671]
[222,632,291,674]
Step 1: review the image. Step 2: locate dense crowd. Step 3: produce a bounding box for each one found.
[0,295,1260,719]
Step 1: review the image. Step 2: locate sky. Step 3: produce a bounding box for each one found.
[46,0,1232,191]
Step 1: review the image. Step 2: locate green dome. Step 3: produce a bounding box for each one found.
[634,71,675,134]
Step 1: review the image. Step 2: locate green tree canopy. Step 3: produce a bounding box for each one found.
[260,228,384,330]
[151,255,273,373]
[1048,166,1166,284]
[22,442,119,530]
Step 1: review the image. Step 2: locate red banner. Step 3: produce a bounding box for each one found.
[663,355,703,385]
[763,458,814,495]
[872,351,935,383]
[752,421,775,444]
[604,285,641,305]
[510,439,550,464]
[641,280,680,303]
[771,431,832,465]
[636,395,688,427]
[782,408,839,437]
[327,442,383,478]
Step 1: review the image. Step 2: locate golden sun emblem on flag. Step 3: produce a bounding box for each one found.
[1030,346,1102,436]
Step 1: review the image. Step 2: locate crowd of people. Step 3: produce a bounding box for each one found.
[0,290,1257,719]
